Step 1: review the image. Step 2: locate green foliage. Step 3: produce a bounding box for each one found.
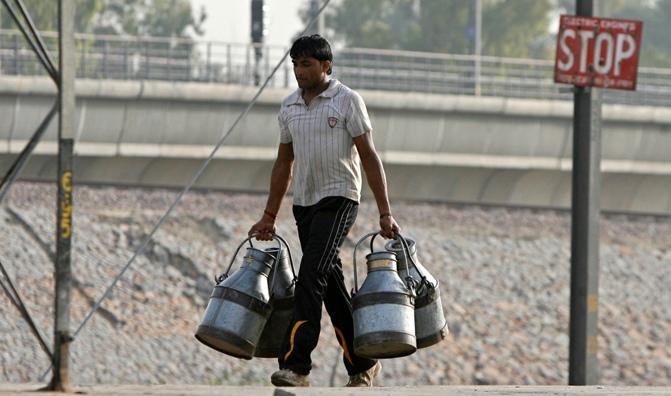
[0,0,205,38]
[483,0,553,58]
[556,0,671,67]
[607,0,671,67]
[0,0,103,32]
[415,0,473,54]
[321,0,671,66]
[94,0,206,37]
[324,0,553,58]
[329,0,419,49]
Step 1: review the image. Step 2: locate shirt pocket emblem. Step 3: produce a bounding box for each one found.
[327,116,338,128]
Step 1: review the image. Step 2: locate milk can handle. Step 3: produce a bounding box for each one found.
[396,233,434,289]
[222,236,256,278]
[352,232,379,293]
[267,235,284,297]
[273,233,298,282]
[220,234,282,282]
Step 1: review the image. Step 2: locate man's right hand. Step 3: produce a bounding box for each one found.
[248,213,276,241]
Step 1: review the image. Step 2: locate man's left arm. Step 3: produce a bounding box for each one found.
[353,132,400,239]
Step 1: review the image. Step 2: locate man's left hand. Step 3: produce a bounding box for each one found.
[379,215,400,239]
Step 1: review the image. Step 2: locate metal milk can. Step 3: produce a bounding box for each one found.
[351,232,417,359]
[386,234,448,348]
[195,236,281,359]
[254,235,297,358]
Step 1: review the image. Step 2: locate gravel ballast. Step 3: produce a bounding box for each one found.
[0,182,669,387]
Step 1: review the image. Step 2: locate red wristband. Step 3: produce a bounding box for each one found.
[264,209,277,220]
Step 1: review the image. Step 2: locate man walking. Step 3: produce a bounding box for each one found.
[248,35,400,387]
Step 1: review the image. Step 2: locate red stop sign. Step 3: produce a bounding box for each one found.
[554,15,643,90]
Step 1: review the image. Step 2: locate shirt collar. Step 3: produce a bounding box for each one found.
[318,79,340,98]
[289,79,340,106]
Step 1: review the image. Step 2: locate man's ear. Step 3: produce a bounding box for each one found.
[322,60,332,74]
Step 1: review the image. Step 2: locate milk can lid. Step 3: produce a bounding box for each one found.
[365,251,397,264]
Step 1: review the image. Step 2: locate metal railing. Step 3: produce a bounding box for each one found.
[1,29,670,107]
[0,29,294,86]
[335,47,671,106]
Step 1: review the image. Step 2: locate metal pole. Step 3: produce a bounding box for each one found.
[317,1,325,34]
[307,0,323,35]
[167,43,172,81]
[474,0,482,96]
[226,43,231,83]
[123,40,129,80]
[13,33,19,75]
[103,41,108,78]
[49,0,75,391]
[569,0,601,386]
[0,8,3,72]
[144,40,150,79]
[186,43,192,81]
[206,42,212,82]
[251,0,264,86]
[80,38,86,77]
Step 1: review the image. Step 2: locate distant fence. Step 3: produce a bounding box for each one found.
[1,29,670,106]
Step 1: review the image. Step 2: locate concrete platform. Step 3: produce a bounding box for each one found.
[1,384,670,396]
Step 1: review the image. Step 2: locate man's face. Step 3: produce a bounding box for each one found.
[292,55,330,89]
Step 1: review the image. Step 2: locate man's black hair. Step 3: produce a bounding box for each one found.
[290,34,333,75]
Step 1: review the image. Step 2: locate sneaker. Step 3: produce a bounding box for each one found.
[270,369,310,387]
[346,361,382,387]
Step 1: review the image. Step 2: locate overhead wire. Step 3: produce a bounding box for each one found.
[0,260,53,360]
[12,0,58,76]
[0,101,59,203]
[0,0,59,82]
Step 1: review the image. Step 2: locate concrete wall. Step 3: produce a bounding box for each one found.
[1,76,671,213]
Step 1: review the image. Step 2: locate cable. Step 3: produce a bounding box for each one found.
[38,0,333,380]
[12,0,58,76]
[0,101,59,204]
[0,259,53,360]
[0,277,20,308]
[0,0,58,82]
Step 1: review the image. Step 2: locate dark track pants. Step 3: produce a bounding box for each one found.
[278,196,377,376]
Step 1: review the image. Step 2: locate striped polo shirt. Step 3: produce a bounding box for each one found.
[278,79,372,206]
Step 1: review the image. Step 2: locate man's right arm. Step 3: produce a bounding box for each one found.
[248,142,294,240]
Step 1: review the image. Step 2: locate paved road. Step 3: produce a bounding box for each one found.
[1,384,669,395]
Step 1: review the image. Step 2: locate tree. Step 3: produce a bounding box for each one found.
[556,0,671,67]
[0,0,207,80]
[607,0,671,67]
[0,0,102,33]
[483,0,553,58]
[0,0,205,38]
[327,0,419,50]
[322,0,553,58]
[89,0,207,80]
[93,0,206,38]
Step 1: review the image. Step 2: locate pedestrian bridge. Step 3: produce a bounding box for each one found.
[1,75,671,214]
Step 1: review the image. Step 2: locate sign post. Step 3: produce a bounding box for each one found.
[554,3,642,385]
